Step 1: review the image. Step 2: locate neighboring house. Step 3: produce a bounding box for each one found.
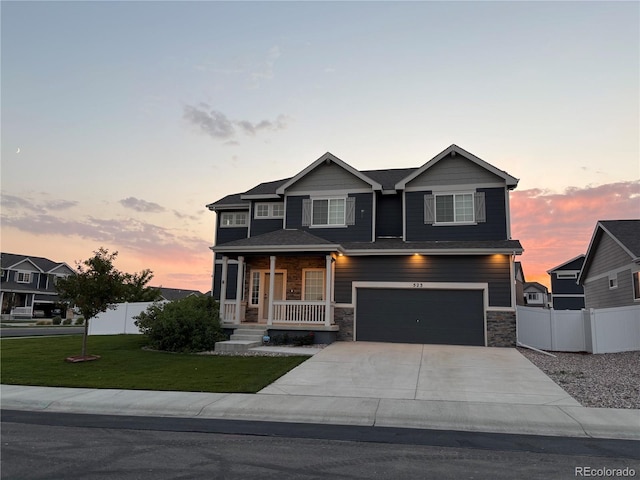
[578,220,640,309]
[1,253,75,318]
[157,287,203,301]
[547,255,585,310]
[523,282,549,308]
[207,144,523,347]
[514,262,526,306]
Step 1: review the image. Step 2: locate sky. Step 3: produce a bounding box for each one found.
[1,1,638,293]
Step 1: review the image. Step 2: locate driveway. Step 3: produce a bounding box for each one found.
[260,342,579,406]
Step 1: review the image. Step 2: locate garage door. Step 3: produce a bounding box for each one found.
[356,288,485,346]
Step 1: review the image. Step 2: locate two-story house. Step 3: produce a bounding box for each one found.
[1,253,75,319]
[547,255,585,310]
[207,145,523,347]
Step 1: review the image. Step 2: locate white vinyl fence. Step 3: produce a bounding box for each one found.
[88,302,162,335]
[517,305,640,354]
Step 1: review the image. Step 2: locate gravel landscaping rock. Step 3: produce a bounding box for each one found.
[518,348,640,409]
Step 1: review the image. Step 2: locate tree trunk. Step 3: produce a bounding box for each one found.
[81,318,89,357]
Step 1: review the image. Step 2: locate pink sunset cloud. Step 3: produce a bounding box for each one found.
[510,181,640,288]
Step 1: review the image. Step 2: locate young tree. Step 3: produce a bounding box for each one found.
[56,247,157,359]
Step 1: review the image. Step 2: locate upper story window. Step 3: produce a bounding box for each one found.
[254,203,284,219]
[302,196,355,228]
[527,292,540,301]
[424,191,486,225]
[220,211,248,228]
[556,272,578,280]
[16,271,31,283]
[609,273,618,289]
[633,272,640,301]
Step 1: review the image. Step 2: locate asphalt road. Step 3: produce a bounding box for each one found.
[0,326,84,337]
[2,410,638,480]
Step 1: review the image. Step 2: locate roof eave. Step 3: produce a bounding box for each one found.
[207,203,250,212]
[212,244,343,254]
[342,247,523,256]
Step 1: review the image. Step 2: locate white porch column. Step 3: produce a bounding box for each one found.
[325,255,333,327]
[234,256,244,324]
[220,256,228,322]
[267,255,276,326]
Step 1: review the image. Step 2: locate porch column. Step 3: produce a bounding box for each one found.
[325,255,333,327]
[220,256,228,322]
[234,256,244,324]
[267,255,276,326]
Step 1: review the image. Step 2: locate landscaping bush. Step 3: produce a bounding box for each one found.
[35,320,51,326]
[62,318,72,325]
[52,316,62,325]
[270,332,315,346]
[75,317,85,326]
[134,296,226,353]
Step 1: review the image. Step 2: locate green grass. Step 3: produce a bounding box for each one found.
[0,335,308,393]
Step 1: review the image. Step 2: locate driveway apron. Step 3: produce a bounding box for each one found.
[259,342,579,406]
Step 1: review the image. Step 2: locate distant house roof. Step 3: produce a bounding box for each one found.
[547,254,585,274]
[1,253,73,274]
[157,287,203,301]
[578,219,640,284]
[514,261,525,282]
[524,282,548,293]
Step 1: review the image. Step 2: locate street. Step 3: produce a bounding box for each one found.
[2,411,638,480]
[0,326,84,338]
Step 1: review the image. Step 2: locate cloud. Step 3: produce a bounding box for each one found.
[1,193,77,214]
[119,197,165,213]
[511,181,640,287]
[45,199,79,211]
[183,103,290,142]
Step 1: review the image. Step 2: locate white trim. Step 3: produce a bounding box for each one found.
[371,191,376,242]
[214,259,240,265]
[214,245,342,254]
[302,268,325,301]
[404,182,507,193]
[6,258,44,272]
[505,189,511,239]
[220,211,249,228]
[310,196,347,227]
[16,271,31,283]
[249,268,287,320]
[547,254,585,273]
[334,302,354,308]
[207,203,249,211]
[254,202,285,219]
[433,191,475,224]
[583,263,636,284]
[402,190,407,241]
[556,272,578,279]
[551,294,585,298]
[240,194,281,200]
[342,248,523,256]
[285,188,373,197]
[351,281,489,345]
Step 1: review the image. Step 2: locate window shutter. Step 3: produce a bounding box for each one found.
[345,197,356,225]
[302,199,312,226]
[474,191,486,223]
[424,194,435,224]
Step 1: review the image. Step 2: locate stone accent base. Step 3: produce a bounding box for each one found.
[334,307,354,341]
[486,310,516,347]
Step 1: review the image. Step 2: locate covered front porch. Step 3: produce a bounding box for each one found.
[217,253,337,328]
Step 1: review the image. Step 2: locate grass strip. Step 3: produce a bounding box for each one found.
[0,335,307,393]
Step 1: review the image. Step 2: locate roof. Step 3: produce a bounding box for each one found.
[1,253,73,274]
[361,167,417,191]
[206,193,249,211]
[547,254,585,274]
[213,231,523,256]
[578,219,640,284]
[157,287,203,301]
[524,282,548,293]
[395,144,519,190]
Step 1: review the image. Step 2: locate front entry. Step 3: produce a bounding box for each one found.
[260,272,285,321]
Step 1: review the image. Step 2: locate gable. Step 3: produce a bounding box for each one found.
[285,162,373,193]
[585,230,634,278]
[49,263,76,276]
[406,154,506,189]
[9,259,42,273]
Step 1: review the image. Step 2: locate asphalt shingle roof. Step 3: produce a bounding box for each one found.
[600,220,640,258]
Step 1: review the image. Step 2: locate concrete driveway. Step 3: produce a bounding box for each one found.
[260,342,579,406]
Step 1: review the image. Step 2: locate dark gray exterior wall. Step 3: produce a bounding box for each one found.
[215,218,248,245]
[250,217,284,237]
[405,188,508,241]
[375,193,403,238]
[286,193,373,242]
[212,263,239,301]
[552,296,585,310]
[550,275,584,296]
[334,254,512,307]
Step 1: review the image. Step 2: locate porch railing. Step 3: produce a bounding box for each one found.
[10,307,32,318]
[273,300,326,324]
[221,302,237,323]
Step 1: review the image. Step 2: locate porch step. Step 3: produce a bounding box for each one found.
[214,340,262,353]
[230,327,268,342]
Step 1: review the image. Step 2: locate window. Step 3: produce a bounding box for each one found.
[425,192,485,225]
[254,203,285,219]
[557,272,578,279]
[609,273,618,289]
[633,272,640,300]
[220,211,248,227]
[250,271,260,306]
[527,292,540,301]
[16,272,31,283]
[303,270,325,301]
[313,198,345,226]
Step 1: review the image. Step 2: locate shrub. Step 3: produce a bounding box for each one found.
[270,332,315,346]
[52,316,62,325]
[35,320,52,326]
[75,317,85,326]
[62,318,72,325]
[134,296,225,353]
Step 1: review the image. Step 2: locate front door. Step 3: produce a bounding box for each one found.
[260,272,285,321]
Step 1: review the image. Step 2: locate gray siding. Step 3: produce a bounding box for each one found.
[287,162,371,193]
[407,155,504,188]
[585,233,633,279]
[213,263,239,301]
[250,217,284,237]
[215,215,248,245]
[584,269,635,309]
[334,254,512,306]
[286,193,373,242]
[405,188,508,241]
[375,193,403,237]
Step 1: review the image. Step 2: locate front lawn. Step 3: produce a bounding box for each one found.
[0,335,308,393]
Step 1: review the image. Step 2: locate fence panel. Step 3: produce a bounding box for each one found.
[88,302,161,335]
[590,305,640,354]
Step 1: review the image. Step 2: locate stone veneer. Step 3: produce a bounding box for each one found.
[334,307,354,341]
[486,310,517,347]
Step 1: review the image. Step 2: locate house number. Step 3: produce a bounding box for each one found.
[412,283,424,288]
